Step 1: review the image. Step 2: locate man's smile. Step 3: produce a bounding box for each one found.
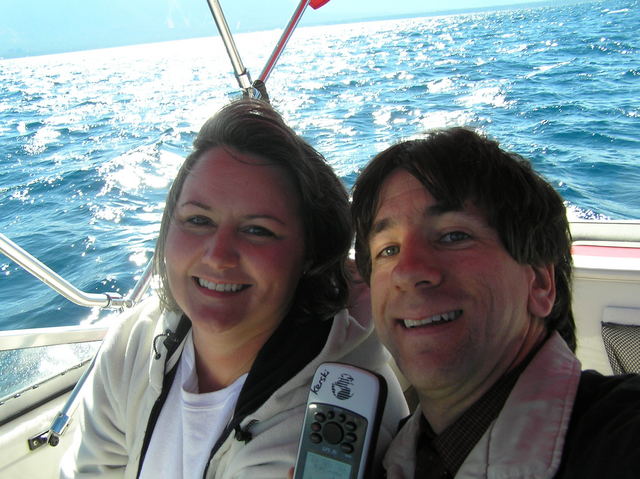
[401,309,463,329]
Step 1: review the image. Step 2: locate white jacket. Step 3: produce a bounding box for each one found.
[383,332,582,479]
[60,296,408,478]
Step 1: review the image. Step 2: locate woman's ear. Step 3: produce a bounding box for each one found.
[528,263,556,319]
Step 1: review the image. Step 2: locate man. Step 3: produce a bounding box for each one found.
[351,127,640,478]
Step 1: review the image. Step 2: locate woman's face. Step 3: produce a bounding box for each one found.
[165,146,306,341]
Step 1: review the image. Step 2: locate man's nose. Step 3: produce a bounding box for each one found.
[391,233,442,291]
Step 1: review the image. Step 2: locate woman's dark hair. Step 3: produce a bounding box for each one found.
[155,99,352,321]
[351,127,575,351]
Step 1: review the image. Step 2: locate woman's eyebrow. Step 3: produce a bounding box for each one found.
[178,200,210,210]
[245,214,286,226]
[177,203,287,226]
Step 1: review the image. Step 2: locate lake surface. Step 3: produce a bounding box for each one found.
[1,0,638,331]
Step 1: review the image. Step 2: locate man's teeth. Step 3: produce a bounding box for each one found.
[403,310,462,328]
[197,278,245,292]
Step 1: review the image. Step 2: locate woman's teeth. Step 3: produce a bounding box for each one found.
[197,278,246,292]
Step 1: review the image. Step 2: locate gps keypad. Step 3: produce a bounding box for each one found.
[306,403,368,461]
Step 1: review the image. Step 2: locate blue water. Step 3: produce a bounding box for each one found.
[1,0,639,331]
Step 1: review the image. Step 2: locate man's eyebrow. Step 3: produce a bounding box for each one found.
[370,216,395,236]
[369,202,460,238]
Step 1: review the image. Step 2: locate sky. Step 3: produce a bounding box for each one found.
[1,0,544,59]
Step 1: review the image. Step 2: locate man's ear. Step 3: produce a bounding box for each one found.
[528,263,556,319]
[302,259,313,275]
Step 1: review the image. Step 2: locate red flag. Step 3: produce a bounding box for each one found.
[310,0,330,9]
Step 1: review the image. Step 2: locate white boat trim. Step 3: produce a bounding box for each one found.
[0,325,108,352]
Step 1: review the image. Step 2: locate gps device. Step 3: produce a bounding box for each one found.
[293,362,387,479]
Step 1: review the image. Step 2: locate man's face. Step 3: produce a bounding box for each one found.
[368,169,551,402]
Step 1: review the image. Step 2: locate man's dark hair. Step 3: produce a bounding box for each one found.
[155,99,352,321]
[351,127,575,350]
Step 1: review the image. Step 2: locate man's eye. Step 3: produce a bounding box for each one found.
[377,245,399,258]
[441,231,470,243]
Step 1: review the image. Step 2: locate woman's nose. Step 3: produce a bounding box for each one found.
[202,229,238,269]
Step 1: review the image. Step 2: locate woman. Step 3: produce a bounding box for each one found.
[60,99,407,478]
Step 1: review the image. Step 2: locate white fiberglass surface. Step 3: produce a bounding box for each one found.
[0,341,99,401]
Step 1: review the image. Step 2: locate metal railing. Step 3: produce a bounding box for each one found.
[0,232,153,310]
[0,232,156,447]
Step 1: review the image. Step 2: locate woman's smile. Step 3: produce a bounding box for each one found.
[195,277,250,293]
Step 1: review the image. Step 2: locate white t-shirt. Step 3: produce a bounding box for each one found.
[140,332,248,479]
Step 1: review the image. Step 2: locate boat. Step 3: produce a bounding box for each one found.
[1,1,639,477]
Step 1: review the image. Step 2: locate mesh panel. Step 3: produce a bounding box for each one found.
[601,322,640,374]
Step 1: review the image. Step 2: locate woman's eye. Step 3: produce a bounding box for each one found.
[441,231,470,243]
[186,216,212,227]
[377,245,399,258]
[244,225,275,237]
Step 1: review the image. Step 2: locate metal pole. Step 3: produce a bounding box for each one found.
[205,0,255,95]
[258,0,311,83]
[48,347,101,446]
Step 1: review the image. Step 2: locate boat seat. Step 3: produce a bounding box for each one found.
[601,307,640,374]
[571,224,640,375]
